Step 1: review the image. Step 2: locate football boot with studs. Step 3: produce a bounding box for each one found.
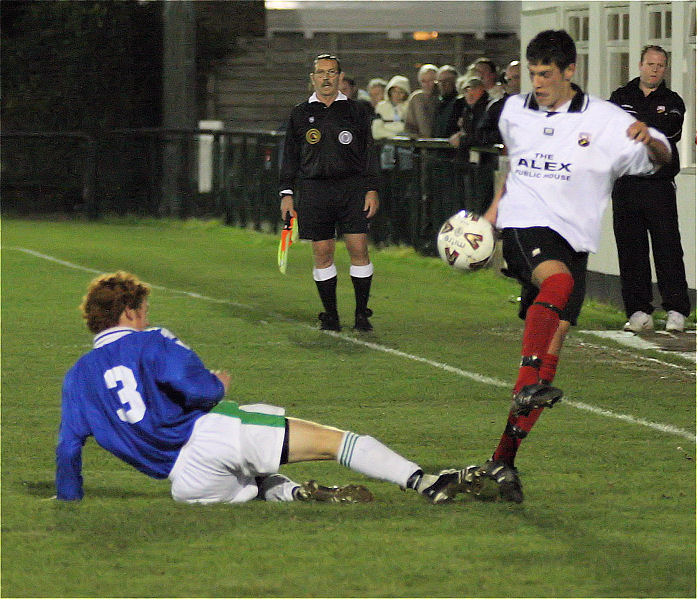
[511,383,563,417]
[293,480,373,503]
[475,460,524,503]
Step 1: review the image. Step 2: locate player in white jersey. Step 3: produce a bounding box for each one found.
[471,30,671,503]
[56,271,480,505]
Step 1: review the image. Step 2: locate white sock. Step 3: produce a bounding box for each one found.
[313,264,337,281]
[349,263,373,278]
[337,432,420,488]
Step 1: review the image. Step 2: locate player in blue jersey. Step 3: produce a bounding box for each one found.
[56,271,479,504]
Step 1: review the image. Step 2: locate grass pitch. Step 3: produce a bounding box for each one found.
[2,218,695,598]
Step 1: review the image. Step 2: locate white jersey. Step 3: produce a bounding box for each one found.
[497,89,670,252]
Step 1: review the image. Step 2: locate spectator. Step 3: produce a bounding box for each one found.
[432,65,465,138]
[449,77,504,214]
[471,57,506,100]
[367,78,388,110]
[279,54,380,332]
[55,270,478,505]
[371,75,411,140]
[371,75,412,246]
[340,75,373,115]
[609,45,690,332]
[405,63,439,138]
[503,60,521,95]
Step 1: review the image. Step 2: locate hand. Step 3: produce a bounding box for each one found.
[280,195,294,221]
[448,131,463,148]
[364,190,379,219]
[626,120,652,145]
[213,370,231,393]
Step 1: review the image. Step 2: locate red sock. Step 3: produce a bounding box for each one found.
[513,273,573,393]
[492,410,518,464]
[539,353,559,384]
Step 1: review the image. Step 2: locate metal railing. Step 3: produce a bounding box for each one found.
[1,128,504,253]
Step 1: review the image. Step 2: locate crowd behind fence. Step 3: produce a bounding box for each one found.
[1,129,503,255]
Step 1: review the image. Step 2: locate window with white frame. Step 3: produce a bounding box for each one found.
[646,2,673,86]
[566,8,589,89]
[606,6,630,95]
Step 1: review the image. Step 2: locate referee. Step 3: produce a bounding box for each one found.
[279,54,380,332]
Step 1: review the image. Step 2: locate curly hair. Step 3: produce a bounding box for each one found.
[80,271,150,334]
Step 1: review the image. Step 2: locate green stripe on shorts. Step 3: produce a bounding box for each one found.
[210,400,286,427]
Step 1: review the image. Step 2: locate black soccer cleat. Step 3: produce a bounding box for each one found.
[318,311,341,331]
[353,308,373,332]
[475,460,524,503]
[511,383,563,417]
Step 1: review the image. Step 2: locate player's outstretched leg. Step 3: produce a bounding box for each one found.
[287,419,474,504]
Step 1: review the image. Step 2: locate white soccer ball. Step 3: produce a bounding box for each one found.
[437,210,495,271]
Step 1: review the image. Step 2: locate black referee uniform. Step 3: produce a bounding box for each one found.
[279,86,380,332]
[279,94,380,240]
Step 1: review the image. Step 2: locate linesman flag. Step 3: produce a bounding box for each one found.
[277,210,298,274]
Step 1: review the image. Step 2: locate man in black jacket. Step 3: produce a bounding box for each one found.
[609,45,690,333]
[448,77,504,214]
[279,54,380,332]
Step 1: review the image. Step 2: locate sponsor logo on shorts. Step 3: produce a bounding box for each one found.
[338,130,353,144]
[578,132,591,147]
[306,128,321,144]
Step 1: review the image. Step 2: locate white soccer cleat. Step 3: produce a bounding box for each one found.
[623,311,653,333]
[665,310,686,332]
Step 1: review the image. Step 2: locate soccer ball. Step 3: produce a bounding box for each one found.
[437,210,495,271]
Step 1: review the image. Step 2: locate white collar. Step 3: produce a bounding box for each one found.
[93,326,138,348]
[309,91,348,104]
[538,98,573,114]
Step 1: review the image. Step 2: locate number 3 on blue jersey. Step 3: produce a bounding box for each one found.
[104,366,146,423]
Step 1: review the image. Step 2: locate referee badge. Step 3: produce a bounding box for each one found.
[578,132,591,147]
[338,130,353,144]
[306,128,321,144]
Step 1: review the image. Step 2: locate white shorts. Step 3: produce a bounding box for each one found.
[168,402,287,504]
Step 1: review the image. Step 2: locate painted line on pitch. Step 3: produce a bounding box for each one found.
[9,246,696,443]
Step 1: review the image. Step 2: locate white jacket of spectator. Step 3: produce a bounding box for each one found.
[371,75,411,139]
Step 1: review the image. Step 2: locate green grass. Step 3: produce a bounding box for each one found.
[2,218,695,598]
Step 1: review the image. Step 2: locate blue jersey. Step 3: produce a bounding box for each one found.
[55,326,225,500]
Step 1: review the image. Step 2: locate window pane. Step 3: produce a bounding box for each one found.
[622,13,629,40]
[569,16,580,40]
[665,10,672,38]
[582,16,589,41]
[608,13,619,40]
[650,11,662,38]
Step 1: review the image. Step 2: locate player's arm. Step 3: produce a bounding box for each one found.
[626,121,671,166]
[55,378,89,501]
[483,180,505,226]
[151,330,227,410]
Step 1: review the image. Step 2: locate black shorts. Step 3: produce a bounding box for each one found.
[298,176,370,241]
[501,227,589,325]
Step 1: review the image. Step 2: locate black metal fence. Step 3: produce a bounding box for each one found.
[1,128,503,254]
